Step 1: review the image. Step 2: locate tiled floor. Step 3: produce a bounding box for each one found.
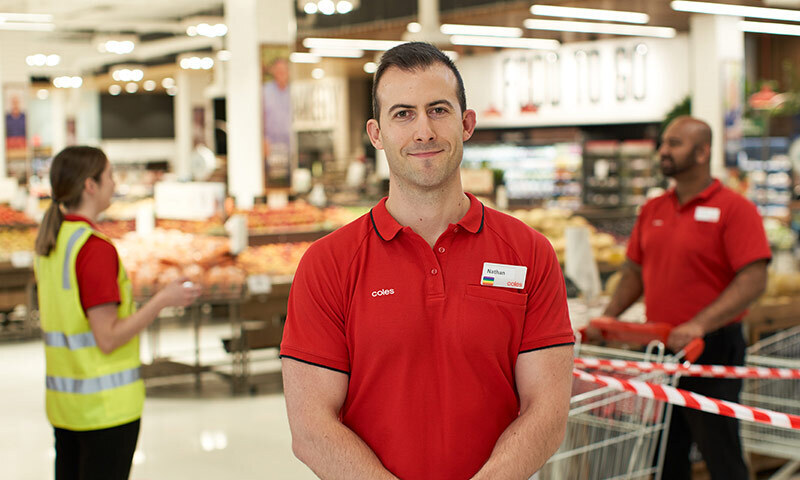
[1,323,317,480]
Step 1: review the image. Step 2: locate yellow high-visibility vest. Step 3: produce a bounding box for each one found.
[35,220,144,431]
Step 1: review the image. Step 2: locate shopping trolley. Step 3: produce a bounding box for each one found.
[741,325,800,480]
[538,318,703,480]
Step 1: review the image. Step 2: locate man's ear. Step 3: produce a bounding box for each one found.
[366,119,383,150]
[462,109,477,142]
[696,143,711,165]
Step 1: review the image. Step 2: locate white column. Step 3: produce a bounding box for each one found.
[225,0,294,206]
[50,89,67,154]
[689,14,744,178]
[174,68,192,180]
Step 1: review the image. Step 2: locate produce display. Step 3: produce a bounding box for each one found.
[114,230,244,299]
[243,201,325,233]
[509,208,627,267]
[237,242,312,277]
[0,228,36,262]
[763,271,800,299]
[0,205,36,227]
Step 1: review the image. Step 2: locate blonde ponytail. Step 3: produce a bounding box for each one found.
[35,201,64,256]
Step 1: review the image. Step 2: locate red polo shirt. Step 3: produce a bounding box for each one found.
[63,215,121,314]
[626,179,771,328]
[280,193,573,480]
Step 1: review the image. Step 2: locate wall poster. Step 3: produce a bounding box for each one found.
[4,85,28,159]
[261,45,292,189]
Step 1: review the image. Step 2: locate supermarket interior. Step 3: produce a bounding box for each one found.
[1,0,800,479]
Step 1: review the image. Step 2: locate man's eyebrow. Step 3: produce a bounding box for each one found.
[388,103,415,113]
[427,99,454,109]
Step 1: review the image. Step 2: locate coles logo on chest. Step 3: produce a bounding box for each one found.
[371,288,395,297]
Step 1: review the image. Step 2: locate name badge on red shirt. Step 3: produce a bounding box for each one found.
[481,262,527,289]
[694,206,721,223]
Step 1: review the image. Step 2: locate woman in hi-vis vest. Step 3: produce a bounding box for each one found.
[34,146,201,480]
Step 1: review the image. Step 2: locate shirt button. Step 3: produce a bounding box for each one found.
[453,227,460,233]
[431,268,438,275]
[438,247,445,254]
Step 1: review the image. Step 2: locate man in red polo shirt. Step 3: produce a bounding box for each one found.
[603,116,770,480]
[280,42,574,479]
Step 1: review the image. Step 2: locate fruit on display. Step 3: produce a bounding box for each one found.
[763,271,800,299]
[0,228,36,262]
[243,201,325,233]
[114,229,244,298]
[510,208,627,267]
[0,205,36,226]
[97,220,135,239]
[324,206,370,228]
[237,242,312,277]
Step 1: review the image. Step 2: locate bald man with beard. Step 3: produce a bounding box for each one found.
[603,116,771,479]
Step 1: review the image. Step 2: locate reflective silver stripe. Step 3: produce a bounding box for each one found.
[62,227,88,290]
[46,367,141,394]
[44,331,97,349]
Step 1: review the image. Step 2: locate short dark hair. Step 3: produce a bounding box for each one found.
[372,42,466,121]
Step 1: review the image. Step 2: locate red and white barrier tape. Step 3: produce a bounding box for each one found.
[572,368,800,430]
[575,357,800,379]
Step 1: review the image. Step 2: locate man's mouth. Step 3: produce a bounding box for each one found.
[408,150,444,159]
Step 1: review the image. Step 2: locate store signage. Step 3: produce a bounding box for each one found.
[457,35,689,127]
[154,181,225,221]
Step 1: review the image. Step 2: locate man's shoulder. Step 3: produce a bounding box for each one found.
[482,206,552,248]
[301,212,373,265]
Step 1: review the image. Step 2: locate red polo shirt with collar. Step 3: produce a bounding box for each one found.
[626,179,771,328]
[62,215,121,314]
[280,193,574,480]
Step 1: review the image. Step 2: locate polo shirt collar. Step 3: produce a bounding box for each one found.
[669,178,722,209]
[369,192,485,241]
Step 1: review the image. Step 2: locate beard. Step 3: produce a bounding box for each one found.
[660,153,696,177]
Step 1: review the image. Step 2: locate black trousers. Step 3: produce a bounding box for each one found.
[54,419,140,480]
[661,324,749,480]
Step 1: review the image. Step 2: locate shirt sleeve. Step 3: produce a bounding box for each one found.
[626,206,646,265]
[76,235,120,314]
[519,234,575,353]
[723,197,772,272]
[280,242,351,373]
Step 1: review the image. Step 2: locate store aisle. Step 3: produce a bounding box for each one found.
[0,338,317,480]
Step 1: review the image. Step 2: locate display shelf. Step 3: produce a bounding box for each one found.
[462,142,582,209]
[738,137,793,219]
[582,139,662,209]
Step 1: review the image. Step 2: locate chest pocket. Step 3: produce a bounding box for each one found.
[458,284,526,354]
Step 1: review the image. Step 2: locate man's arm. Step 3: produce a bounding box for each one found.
[281,358,399,480]
[603,260,644,318]
[668,259,768,351]
[471,344,573,480]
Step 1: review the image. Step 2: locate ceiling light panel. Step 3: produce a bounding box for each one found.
[303,38,405,51]
[524,19,677,38]
[741,20,800,35]
[671,1,800,21]
[308,47,365,58]
[440,23,523,37]
[450,35,560,50]
[530,5,650,24]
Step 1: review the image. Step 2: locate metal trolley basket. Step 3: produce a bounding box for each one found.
[538,319,703,480]
[741,325,800,480]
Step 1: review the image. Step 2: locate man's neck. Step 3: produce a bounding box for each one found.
[674,172,713,205]
[385,178,470,248]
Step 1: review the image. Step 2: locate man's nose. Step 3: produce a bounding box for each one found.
[413,116,435,143]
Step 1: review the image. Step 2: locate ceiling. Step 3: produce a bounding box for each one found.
[1,0,799,83]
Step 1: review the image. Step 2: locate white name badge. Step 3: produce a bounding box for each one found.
[694,206,721,223]
[481,262,527,289]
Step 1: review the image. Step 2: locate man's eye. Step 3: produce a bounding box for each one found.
[431,107,446,114]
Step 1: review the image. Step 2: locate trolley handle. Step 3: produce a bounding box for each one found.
[583,316,705,363]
